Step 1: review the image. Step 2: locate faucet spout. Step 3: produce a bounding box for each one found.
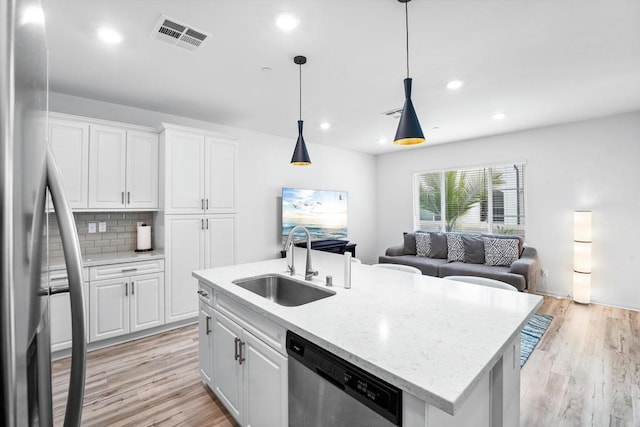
[283,226,318,281]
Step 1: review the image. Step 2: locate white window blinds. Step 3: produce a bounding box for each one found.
[414,163,526,237]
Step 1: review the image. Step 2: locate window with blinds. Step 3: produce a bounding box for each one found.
[414,163,526,237]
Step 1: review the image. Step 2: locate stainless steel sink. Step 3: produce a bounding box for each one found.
[232,274,335,307]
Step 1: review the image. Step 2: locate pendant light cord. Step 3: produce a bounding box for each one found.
[405,1,410,78]
[299,64,302,120]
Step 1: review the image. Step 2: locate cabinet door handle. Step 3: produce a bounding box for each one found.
[206,218,209,230]
[131,281,135,295]
[201,219,204,230]
[201,198,204,210]
[234,337,240,361]
[206,198,209,210]
[127,191,131,204]
[125,282,128,296]
[121,191,125,204]
[238,340,245,365]
[205,315,211,335]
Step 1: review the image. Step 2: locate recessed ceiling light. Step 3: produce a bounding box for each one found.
[97,27,123,44]
[20,6,45,26]
[432,126,440,131]
[378,138,387,145]
[275,13,299,32]
[260,66,272,73]
[320,122,331,130]
[446,80,463,90]
[492,112,506,120]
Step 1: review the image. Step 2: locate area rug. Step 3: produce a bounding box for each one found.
[520,313,553,367]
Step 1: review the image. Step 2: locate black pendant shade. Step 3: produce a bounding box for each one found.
[394,78,425,145]
[291,120,311,165]
[291,55,311,166]
[394,0,425,146]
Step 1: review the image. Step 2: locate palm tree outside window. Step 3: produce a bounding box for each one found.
[414,163,526,237]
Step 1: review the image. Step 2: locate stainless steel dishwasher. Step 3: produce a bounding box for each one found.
[287,331,402,427]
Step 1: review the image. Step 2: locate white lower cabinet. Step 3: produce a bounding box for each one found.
[242,328,288,427]
[198,301,214,386]
[89,261,165,342]
[50,283,89,352]
[213,310,244,420]
[49,267,89,352]
[203,294,287,427]
[164,214,236,323]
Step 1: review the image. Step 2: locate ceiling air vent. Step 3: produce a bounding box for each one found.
[383,108,403,119]
[151,15,210,52]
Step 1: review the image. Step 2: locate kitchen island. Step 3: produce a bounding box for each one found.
[194,254,542,427]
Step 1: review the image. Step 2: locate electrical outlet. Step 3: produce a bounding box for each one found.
[540,269,548,277]
[88,223,96,234]
[99,222,107,232]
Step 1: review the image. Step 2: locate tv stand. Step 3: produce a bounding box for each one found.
[281,240,356,258]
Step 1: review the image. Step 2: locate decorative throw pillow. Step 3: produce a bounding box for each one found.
[428,232,449,259]
[415,232,432,257]
[484,238,519,266]
[445,233,465,262]
[403,232,417,255]
[462,234,485,264]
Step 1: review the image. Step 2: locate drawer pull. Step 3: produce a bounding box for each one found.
[121,268,138,273]
[50,276,68,282]
[197,289,209,298]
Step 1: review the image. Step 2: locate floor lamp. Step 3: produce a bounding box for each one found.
[573,210,592,304]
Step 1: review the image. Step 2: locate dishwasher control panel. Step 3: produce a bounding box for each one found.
[287,331,402,426]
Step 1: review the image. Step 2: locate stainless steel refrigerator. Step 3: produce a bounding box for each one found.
[1,0,86,425]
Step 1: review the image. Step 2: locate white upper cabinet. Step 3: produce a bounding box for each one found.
[89,125,159,210]
[48,113,159,211]
[126,131,159,209]
[163,130,206,213]
[205,136,238,213]
[161,124,238,215]
[48,118,90,209]
[88,125,127,209]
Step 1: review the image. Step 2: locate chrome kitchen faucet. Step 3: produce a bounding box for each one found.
[283,226,319,281]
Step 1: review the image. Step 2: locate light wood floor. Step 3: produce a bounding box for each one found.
[521,296,640,426]
[51,325,237,426]
[52,296,639,426]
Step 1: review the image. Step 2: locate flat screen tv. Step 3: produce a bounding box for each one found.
[282,187,348,243]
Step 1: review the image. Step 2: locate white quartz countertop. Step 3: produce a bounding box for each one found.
[49,249,164,271]
[193,257,543,415]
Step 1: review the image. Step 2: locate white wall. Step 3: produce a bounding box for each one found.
[50,92,378,264]
[376,112,640,311]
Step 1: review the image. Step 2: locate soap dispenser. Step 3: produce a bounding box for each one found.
[344,252,352,289]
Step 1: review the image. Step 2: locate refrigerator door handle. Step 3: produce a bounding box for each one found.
[47,144,86,427]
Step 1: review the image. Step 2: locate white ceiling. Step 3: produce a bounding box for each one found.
[42,0,640,154]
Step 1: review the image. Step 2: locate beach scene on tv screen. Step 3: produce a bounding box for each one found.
[282,188,348,242]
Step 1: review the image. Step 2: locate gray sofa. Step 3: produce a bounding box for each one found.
[379,232,540,293]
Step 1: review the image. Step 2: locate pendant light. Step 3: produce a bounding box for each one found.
[291,55,312,165]
[394,0,425,145]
